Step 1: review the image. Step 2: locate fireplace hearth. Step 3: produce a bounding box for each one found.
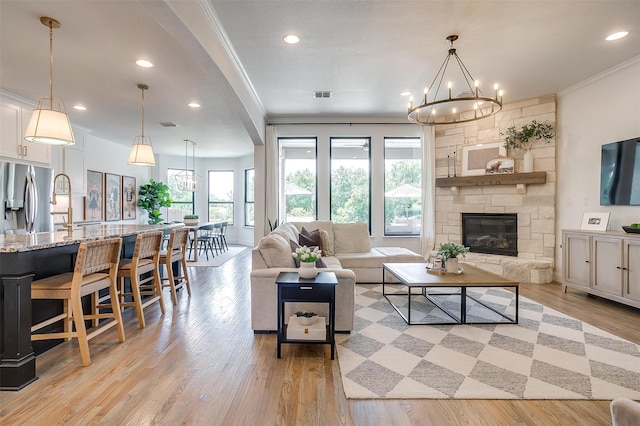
[462,213,518,257]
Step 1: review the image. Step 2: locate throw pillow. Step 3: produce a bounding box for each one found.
[299,227,323,250]
[290,239,326,268]
[319,230,334,256]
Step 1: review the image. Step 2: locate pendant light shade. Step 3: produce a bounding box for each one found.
[24,17,75,146]
[128,83,156,166]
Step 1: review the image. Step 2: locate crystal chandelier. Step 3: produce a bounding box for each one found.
[174,139,202,191]
[24,17,75,146]
[407,35,503,126]
[128,84,156,166]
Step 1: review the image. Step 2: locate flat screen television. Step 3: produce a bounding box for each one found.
[600,137,640,205]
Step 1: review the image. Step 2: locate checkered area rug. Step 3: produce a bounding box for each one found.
[336,284,640,399]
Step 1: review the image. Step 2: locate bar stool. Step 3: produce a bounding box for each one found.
[117,231,164,328]
[31,237,125,367]
[159,227,191,305]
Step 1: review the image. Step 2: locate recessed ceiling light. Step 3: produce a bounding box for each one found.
[73,105,87,111]
[606,31,629,41]
[283,34,300,44]
[188,102,201,108]
[136,59,154,68]
[400,91,413,97]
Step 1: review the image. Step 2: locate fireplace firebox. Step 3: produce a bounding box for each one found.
[462,213,518,257]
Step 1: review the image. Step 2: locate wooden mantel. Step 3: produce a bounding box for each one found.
[435,171,547,193]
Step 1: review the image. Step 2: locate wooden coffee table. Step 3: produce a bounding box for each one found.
[383,263,519,325]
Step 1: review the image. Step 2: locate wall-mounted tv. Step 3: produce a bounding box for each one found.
[600,137,640,205]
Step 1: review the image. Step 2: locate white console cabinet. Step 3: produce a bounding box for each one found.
[563,230,640,309]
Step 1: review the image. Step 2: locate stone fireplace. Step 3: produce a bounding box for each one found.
[433,95,556,284]
[462,213,518,257]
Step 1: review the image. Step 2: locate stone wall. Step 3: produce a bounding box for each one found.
[434,95,556,283]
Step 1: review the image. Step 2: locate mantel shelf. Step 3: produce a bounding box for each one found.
[435,172,547,189]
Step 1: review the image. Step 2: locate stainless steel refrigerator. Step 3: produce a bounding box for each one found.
[1,162,54,234]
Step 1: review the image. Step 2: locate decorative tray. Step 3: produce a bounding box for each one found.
[425,264,464,275]
[622,226,640,234]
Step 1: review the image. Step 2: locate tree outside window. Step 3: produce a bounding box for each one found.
[208,170,234,225]
[384,137,422,235]
[280,138,317,223]
[330,138,371,228]
[245,168,254,226]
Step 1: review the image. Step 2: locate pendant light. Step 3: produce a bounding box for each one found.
[128,83,156,166]
[408,35,503,126]
[24,17,76,146]
[174,139,202,191]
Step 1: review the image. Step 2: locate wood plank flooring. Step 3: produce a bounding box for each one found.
[1,249,639,425]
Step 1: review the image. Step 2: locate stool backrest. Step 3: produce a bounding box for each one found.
[76,237,122,276]
[168,227,190,252]
[134,231,163,262]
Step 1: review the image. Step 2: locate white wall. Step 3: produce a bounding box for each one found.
[556,56,640,279]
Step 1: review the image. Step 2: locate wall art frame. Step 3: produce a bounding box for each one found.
[85,170,104,221]
[462,142,507,176]
[105,173,122,221]
[580,211,610,231]
[122,176,137,220]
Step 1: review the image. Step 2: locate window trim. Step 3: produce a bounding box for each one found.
[244,168,255,227]
[208,170,235,226]
[278,136,319,223]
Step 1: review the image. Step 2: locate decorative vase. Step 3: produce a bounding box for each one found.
[445,257,459,273]
[298,262,318,279]
[523,150,534,173]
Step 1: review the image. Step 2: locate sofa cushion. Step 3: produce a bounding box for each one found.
[333,223,371,253]
[258,234,295,268]
[375,247,425,262]
[300,227,334,257]
[319,230,335,256]
[290,239,327,268]
[336,250,386,268]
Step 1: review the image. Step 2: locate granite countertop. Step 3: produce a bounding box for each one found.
[0,223,182,253]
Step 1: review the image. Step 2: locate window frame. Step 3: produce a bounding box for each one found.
[278,137,318,224]
[244,168,255,227]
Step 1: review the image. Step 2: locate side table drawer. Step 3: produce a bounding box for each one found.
[280,284,333,301]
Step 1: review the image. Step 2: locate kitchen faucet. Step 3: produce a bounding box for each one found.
[51,173,73,230]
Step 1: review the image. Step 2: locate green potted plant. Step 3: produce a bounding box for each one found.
[438,242,469,273]
[137,179,172,224]
[502,120,555,173]
[183,214,199,226]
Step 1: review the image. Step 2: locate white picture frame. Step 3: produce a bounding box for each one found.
[580,211,611,231]
[462,142,507,176]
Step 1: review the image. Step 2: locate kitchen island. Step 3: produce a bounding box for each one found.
[0,223,182,390]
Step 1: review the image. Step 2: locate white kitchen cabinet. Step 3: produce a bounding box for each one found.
[0,102,51,164]
[562,229,640,309]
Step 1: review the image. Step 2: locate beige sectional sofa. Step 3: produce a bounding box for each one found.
[250,220,424,332]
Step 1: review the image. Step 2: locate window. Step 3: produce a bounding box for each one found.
[384,137,422,235]
[330,137,371,228]
[208,170,234,225]
[244,168,254,226]
[279,137,317,223]
[167,168,195,216]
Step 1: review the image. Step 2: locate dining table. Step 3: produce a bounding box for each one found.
[184,222,219,262]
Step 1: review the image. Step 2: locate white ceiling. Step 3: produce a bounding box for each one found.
[1,1,639,158]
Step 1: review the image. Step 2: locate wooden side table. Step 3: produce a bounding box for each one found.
[275,271,338,359]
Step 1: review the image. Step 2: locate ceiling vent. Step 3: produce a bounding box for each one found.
[313,91,332,99]
[159,121,178,127]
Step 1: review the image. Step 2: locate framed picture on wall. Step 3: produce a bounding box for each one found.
[462,142,507,176]
[105,173,122,221]
[85,170,104,221]
[122,176,137,220]
[580,211,610,231]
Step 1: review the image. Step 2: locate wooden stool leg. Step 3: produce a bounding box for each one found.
[165,261,179,305]
[130,271,146,328]
[153,267,166,315]
[72,293,91,366]
[180,255,191,296]
[109,278,126,343]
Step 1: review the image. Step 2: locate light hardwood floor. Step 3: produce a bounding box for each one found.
[1,249,639,425]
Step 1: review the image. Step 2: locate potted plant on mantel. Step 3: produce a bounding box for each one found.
[438,242,470,273]
[138,179,172,224]
[502,120,554,173]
